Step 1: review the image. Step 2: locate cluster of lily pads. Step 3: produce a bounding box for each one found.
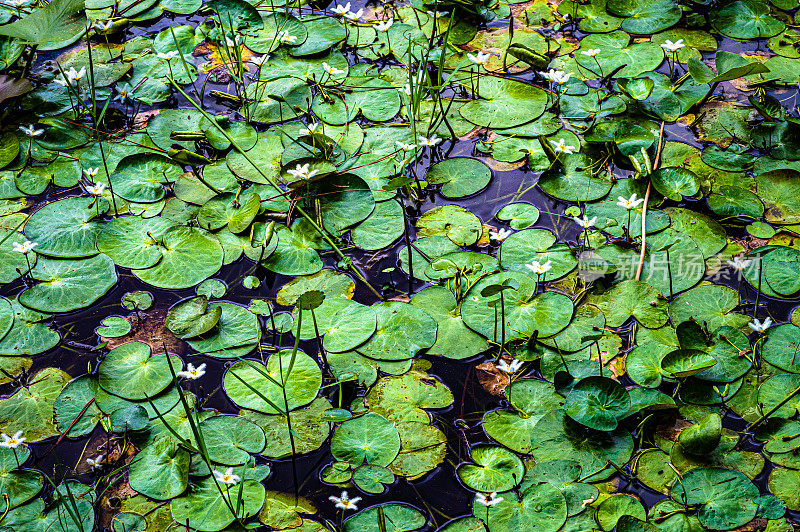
[3,0,800,529]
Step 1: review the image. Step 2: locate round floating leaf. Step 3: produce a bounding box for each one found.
[53,375,102,438]
[351,199,404,251]
[186,301,260,357]
[96,215,177,269]
[426,158,491,198]
[457,445,524,493]
[473,482,567,532]
[410,286,487,359]
[165,296,223,339]
[197,414,266,465]
[24,196,106,258]
[670,467,759,530]
[96,316,132,338]
[532,410,634,482]
[417,205,482,246]
[356,302,437,361]
[241,396,332,458]
[344,503,426,532]
[323,303,376,353]
[224,351,321,415]
[171,474,265,532]
[0,367,69,442]
[711,0,785,40]
[596,494,647,531]
[98,342,181,401]
[331,413,401,467]
[128,436,190,500]
[460,77,547,128]
[132,226,223,289]
[497,202,540,230]
[650,167,700,201]
[565,377,631,431]
[19,254,117,313]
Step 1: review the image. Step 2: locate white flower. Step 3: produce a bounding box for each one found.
[489,228,512,241]
[580,48,601,57]
[279,31,297,44]
[156,50,179,61]
[287,163,319,180]
[213,467,240,486]
[551,138,576,154]
[249,55,269,66]
[329,490,362,511]
[12,241,37,254]
[0,431,25,449]
[86,182,106,196]
[322,62,344,75]
[83,167,100,179]
[331,2,350,16]
[94,20,113,31]
[374,18,393,31]
[426,10,448,18]
[86,454,105,470]
[476,492,504,507]
[497,359,524,374]
[343,8,363,20]
[467,51,491,65]
[573,215,597,229]
[525,260,552,275]
[727,257,752,271]
[55,66,86,87]
[748,317,772,333]
[617,193,645,210]
[176,362,207,380]
[299,123,320,136]
[19,124,43,137]
[396,141,417,152]
[539,69,571,84]
[418,134,442,147]
[402,84,412,95]
[114,88,129,102]
[661,39,685,52]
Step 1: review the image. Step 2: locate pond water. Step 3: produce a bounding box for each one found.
[3,0,800,530]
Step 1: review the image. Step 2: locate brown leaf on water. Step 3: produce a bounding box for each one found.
[477,156,525,172]
[102,307,186,356]
[0,75,32,104]
[476,357,512,396]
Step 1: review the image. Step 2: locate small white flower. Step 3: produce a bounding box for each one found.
[86,182,106,196]
[249,55,269,66]
[65,66,86,85]
[402,84,412,96]
[83,167,100,179]
[551,70,572,85]
[86,454,105,470]
[156,50,179,61]
[476,492,504,506]
[617,193,645,210]
[279,31,297,44]
[331,2,351,16]
[396,141,417,152]
[580,48,601,57]
[299,123,320,136]
[490,228,512,241]
[12,241,37,254]
[426,10,448,18]
[287,163,319,180]
[467,51,491,66]
[748,317,772,333]
[727,257,752,271]
[661,39,685,52]
[19,124,43,137]
[0,431,25,449]
[94,20,113,31]
[526,260,552,275]
[322,62,344,75]
[176,362,207,380]
[551,138,576,154]
[113,89,129,102]
[418,134,442,147]
[329,490,362,511]
[374,18,393,31]
[213,467,240,486]
[573,215,597,229]
[497,359,524,374]
[343,8,363,20]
